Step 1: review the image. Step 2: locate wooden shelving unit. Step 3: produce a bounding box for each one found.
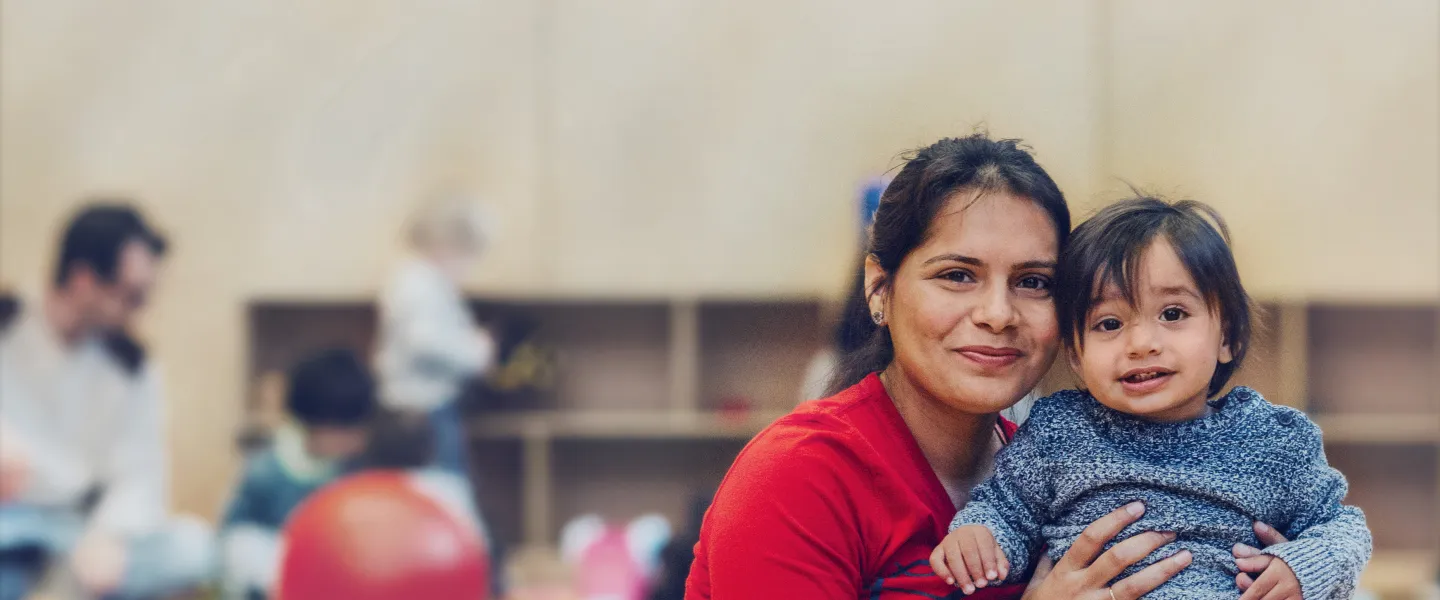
[248,296,825,550]
[246,296,1439,591]
[1242,302,1440,591]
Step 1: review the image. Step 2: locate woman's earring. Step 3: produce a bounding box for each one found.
[871,310,884,325]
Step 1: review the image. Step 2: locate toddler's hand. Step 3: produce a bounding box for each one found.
[1234,544,1300,600]
[930,524,1009,595]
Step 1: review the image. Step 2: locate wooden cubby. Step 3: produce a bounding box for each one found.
[697,299,824,412]
[548,438,747,540]
[470,438,526,550]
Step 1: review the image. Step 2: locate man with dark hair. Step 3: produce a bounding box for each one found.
[0,201,215,600]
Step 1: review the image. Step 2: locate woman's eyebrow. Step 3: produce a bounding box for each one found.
[1015,260,1057,270]
[922,253,983,267]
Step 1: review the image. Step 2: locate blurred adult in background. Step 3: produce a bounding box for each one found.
[374,192,497,479]
[0,202,215,600]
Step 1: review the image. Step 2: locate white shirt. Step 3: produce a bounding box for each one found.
[0,308,169,536]
[374,258,495,412]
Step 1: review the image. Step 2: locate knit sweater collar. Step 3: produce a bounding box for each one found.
[1078,386,1264,445]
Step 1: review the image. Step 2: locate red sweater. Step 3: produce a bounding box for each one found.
[686,373,1024,600]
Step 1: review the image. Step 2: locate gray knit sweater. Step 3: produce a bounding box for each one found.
[952,387,1371,598]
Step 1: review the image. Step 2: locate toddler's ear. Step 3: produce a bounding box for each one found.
[1218,341,1234,365]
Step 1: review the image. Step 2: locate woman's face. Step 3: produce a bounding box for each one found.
[868,190,1062,416]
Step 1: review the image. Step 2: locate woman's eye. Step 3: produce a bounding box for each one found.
[1161,307,1188,322]
[940,270,976,284]
[1017,275,1052,291]
[1093,318,1122,332]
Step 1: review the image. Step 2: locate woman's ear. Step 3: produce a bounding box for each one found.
[862,255,889,325]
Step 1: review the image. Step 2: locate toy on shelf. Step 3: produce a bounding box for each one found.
[503,545,579,600]
[460,316,557,413]
[558,514,672,600]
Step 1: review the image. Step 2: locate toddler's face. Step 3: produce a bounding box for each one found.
[1069,238,1232,422]
[306,425,371,461]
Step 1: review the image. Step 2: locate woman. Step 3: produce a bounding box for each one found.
[686,135,1194,599]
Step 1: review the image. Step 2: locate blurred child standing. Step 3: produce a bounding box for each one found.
[374,193,497,479]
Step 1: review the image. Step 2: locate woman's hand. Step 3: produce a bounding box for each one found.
[1022,502,1192,600]
[1234,522,1300,600]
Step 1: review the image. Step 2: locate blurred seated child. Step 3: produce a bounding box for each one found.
[358,408,490,559]
[218,349,377,599]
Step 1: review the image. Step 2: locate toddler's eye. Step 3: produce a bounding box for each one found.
[1161,307,1188,322]
[1093,317,1122,332]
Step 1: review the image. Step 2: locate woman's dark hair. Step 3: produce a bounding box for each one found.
[287,348,378,427]
[826,134,1070,394]
[832,257,876,354]
[1056,195,1253,398]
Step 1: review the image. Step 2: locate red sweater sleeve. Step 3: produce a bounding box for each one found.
[688,422,872,599]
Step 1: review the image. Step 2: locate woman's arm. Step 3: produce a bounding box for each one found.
[690,430,869,599]
[1022,504,1192,600]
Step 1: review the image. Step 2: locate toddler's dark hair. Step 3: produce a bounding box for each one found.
[286,348,377,427]
[1056,195,1253,397]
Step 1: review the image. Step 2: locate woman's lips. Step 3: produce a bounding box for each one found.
[955,345,1023,369]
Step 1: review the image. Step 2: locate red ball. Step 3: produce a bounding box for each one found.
[277,470,490,600]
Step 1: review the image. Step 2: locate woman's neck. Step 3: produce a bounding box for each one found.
[879,366,998,486]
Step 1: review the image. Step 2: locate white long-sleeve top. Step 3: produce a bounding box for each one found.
[374,258,495,412]
[0,308,168,537]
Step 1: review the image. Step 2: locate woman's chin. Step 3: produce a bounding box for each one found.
[937,379,1033,416]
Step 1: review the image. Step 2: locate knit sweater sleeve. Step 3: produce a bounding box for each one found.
[949,403,1058,584]
[1260,413,1372,599]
